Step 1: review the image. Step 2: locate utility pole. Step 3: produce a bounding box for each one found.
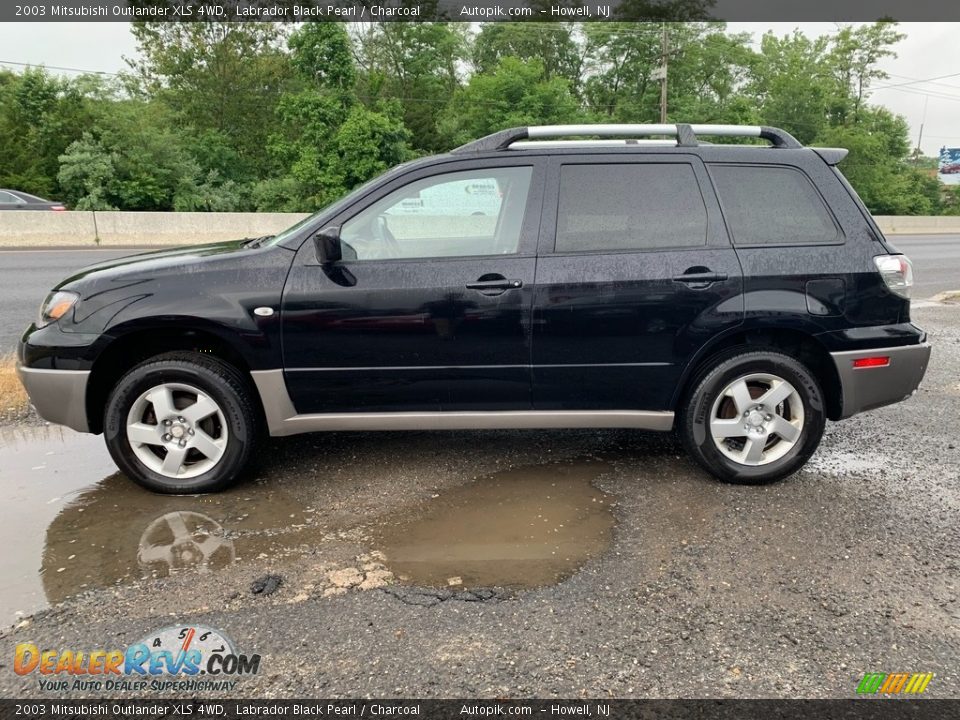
[659,24,669,123]
[914,95,929,165]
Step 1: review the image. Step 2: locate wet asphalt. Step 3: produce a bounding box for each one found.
[0,303,958,699]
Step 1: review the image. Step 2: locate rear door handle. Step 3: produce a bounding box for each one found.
[672,272,728,284]
[466,279,523,290]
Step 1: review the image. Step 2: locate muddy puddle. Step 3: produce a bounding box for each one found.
[2,426,619,623]
[0,426,327,625]
[372,459,615,589]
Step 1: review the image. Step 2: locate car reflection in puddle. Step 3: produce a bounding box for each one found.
[0,426,328,623]
[40,472,327,608]
[136,510,236,574]
[3,425,620,623]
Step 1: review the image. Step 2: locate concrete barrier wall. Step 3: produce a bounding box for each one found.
[0,211,310,248]
[873,216,960,235]
[93,211,310,247]
[0,211,957,249]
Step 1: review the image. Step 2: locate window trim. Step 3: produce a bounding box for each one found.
[706,162,845,249]
[539,155,726,258]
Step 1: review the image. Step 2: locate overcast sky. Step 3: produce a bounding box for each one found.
[0,21,957,155]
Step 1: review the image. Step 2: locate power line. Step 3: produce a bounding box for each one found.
[886,72,960,92]
[0,59,119,76]
[874,85,960,104]
[872,71,960,92]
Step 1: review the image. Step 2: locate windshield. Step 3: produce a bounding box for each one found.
[264,161,420,247]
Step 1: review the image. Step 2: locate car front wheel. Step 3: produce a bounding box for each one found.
[103,352,258,494]
[680,350,826,485]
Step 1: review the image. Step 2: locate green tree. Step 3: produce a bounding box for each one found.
[581,23,662,120]
[748,31,832,144]
[256,27,412,211]
[827,22,904,125]
[353,23,467,152]
[128,22,292,173]
[655,24,757,124]
[0,68,98,196]
[57,133,116,210]
[816,110,939,215]
[440,57,582,147]
[0,20,951,217]
[289,22,356,93]
[327,104,412,192]
[472,23,585,93]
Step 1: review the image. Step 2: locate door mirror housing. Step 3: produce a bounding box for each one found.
[314,227,342,265]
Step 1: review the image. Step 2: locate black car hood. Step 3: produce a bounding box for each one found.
[55,240,258,296]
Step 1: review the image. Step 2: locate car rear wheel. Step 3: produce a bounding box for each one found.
[104,352,258,494]
[680,350,826,485]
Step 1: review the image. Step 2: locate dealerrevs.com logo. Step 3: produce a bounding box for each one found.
[14,625,260,693]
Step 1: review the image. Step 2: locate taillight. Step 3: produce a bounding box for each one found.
[873,254,913,299]
[50,205,66,212]
[852,356,890,369]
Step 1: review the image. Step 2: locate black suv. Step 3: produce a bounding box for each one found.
[18,124,930,493]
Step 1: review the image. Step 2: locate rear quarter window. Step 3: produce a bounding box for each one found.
[709,164,840,246]
[555,163,707,253]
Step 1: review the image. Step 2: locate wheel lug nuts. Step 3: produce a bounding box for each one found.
[177,416,185,423]
[765,414,773,421]
[188,428,195,435]
[163,419,171,426]
[163,434,171,441]
[178,440,186,447]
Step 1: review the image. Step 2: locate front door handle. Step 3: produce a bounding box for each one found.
[672,271,728,284]
[465,279,523,291]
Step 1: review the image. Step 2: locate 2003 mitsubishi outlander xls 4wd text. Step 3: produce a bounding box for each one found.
[18,124,931,493]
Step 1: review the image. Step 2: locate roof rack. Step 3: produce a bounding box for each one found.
[451,124,802,153]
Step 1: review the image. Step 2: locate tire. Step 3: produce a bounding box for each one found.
[103,352,259,494]
[679,349,826,485]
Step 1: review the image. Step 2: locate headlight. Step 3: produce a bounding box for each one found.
[37,290,79,328]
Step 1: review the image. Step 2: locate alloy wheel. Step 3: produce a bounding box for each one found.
[125,382,229,480]
[709,372,804,467]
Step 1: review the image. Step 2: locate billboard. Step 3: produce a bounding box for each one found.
[938,147,960,186]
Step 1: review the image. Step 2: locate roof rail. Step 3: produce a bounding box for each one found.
[451,123,802,153]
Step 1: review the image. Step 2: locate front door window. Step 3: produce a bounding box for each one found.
[340,167,533,261]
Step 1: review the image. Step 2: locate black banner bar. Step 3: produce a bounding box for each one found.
[1,699,958,720]
[3,0,960,22]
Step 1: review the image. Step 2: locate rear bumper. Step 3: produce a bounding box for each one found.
[16,364,90,432]
[831,343,931,419]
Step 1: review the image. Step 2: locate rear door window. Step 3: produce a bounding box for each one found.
[554,163,708,253]
[709,165,840,246]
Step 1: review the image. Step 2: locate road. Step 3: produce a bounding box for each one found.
[888,234,960,298]
[0,248,134,354]
[0,235,957,353]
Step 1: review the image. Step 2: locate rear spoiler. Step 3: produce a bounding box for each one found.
[812,147,849,166]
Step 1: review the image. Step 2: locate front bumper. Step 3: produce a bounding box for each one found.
[16,364,91,432]
[831,343,931,419]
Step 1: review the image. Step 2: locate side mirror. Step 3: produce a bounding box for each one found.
[314,227,342,265]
